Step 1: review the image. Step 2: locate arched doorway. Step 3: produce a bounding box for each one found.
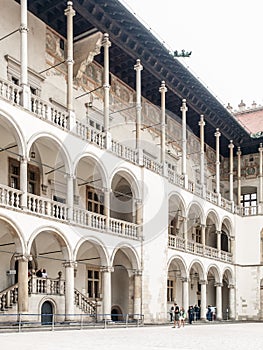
[41,300,53,325]
[111,305,123,321]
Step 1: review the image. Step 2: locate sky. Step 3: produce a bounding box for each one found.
[119,0,263,110]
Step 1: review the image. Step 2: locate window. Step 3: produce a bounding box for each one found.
[86,186,104,214]
[9,158,20,189]
[195,227,202,243]
[167,279,174,302]
[28,164,40,195]
[241,192,257,215]
[87,268,100,299]
[9,158,40,194]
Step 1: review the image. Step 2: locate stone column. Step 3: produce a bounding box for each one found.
[134,59,143,153]
[104,188,110,231]
[237,147,242,206]
[201,224,206,247]
[134,270,142,319]
[20,0,30,109]
[102,33,112,149]
[229,140,234,205]
[16,254,29,314]
[258,143,263,207]
[67,173,75,221]
[183,217,188,250]
[182,277,189,311]
[199,115,206,197]
[159,81,167,166]
[200,280,207,320]
[215,282,222,320]
[180,99,188,188]
[20,157,28,210]
[64,1,76,130]
[136,199,143,238]
[101,266,114,320]
[64,261,76,321]
[214,128,221,205]
[217,230,221,252]
[229,284,235,319]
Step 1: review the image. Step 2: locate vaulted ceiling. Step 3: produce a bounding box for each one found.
[20,0,263,156]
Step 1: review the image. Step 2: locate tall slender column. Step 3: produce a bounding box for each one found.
[200,280,207,320]
[183,217,188,250]
[67,173,75,221]
[229,140,234,204]
[134,270,142,319]
[159,81,167,166]
[16,254,29,314]
[214,128,221,205]
[181,99,188,188]
[229,284,235,319]
[102,33,112,149]
[237,147,242,206]
[104,188,110,231]
[258,143,263,206]
[182,277,189,311]
[64,261,76,321]
[64,1,76,130]
[20,157,28,210]
[199,115,206,197]
[134,59,143,152]
[215,283,222,320]
[217,230,221,252]
[20,0,30,109]
[201,224,206,247]
[136,199,143,238]
[101,266,114,320]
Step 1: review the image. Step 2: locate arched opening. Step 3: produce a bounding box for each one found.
[41,300,53,325]
[111,305,123,321]
[111,174,136,223]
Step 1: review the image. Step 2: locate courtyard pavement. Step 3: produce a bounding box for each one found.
[1,322,263,350]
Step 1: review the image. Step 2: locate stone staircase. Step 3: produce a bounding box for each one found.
[0,283,18,312]
[74,289,97,315]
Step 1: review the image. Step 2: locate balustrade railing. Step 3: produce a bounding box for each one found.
[111,140,137,164]
[31,96,68,129]
[74,289,97,314]
[143,155,163,175]
[168,235,231,262]
[28,276,65,295]
[109,218,138,238]
[27,194,68,221]
[206,190,218,204]
[0,78,22,105]
[0,185,22,209]
[0,284,18,311]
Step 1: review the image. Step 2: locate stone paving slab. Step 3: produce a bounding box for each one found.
[0,322,263,350]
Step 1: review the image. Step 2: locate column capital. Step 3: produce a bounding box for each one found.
[15,254,31,262]
[180,99,188,112]
[214,128,221,138]
[63,261,77,269]
[236,146,242,156]
[102,33,112,48]
[228,140,234,149]
[64,1,76,17]
[134,269,142,276]
[134,59,143,71]
[214,282,223,287]
[181,277,189,283]
[159,80,167,93]
[228,284,235,289]
[259,143,263,153]
[100,266,114,273]
[198,114,206,127]
[199,279,207,285]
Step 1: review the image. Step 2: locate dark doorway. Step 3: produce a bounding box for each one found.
[41,301,53,325]
[111,306,123,321]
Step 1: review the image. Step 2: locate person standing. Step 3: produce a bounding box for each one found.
[188,305,194,324]
[172,303,180,328]
[169,305,174,322]
[179,307,186,327]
